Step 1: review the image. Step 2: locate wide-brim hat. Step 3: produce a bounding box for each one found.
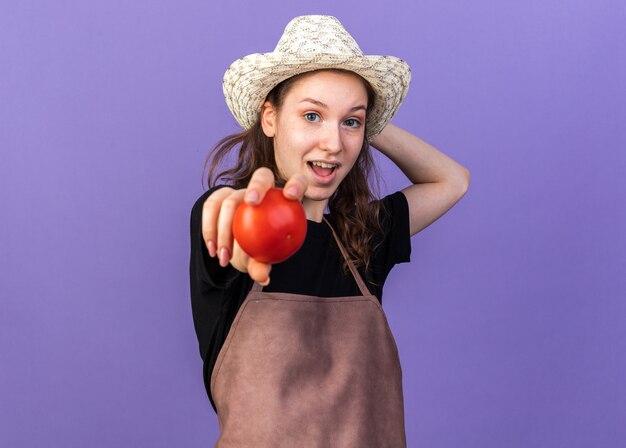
[222,15,411,139]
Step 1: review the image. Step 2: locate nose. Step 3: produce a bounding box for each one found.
[319,122,342,154]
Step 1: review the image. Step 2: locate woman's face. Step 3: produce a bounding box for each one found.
[261,70,368,205]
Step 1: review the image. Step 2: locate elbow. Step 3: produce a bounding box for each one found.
[440,169,470,202]
[463,168,471,190]
[454,167,471,193]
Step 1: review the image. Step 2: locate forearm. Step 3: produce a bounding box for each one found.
[370,123,470,186]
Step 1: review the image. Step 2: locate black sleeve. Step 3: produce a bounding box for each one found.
[366,191,412,294]
[380,190,411,266]
[189,185,247,363]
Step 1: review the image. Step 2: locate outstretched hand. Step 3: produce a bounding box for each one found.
[201,167,308,285]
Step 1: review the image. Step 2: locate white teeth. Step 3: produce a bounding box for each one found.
[311,161,336,169]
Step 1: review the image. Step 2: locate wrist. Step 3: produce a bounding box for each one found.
[369,123,396,152]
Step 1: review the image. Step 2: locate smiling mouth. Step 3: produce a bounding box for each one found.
[308,161,338,177]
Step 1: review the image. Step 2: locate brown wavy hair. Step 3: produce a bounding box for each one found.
[204,69,385,274]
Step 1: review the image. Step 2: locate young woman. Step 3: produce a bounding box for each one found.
[190,15,470,447]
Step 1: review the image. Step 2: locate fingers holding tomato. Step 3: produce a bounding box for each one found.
[230,236,272,285]
[202,187,237,259]
[247,255,272,286]
[201,168,307,284]
[215,190,247,267]
[282,173,308,201]
[232,187,307,265]
[243,168,308,204]
[243,167,276,205]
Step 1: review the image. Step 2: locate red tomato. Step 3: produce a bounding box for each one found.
[232,188,307,264]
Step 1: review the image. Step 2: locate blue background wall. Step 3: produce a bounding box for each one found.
[1,0,624,446]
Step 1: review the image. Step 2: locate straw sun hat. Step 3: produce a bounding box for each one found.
[222,15,411,139]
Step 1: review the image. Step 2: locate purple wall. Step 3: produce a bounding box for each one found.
[2,0,624,446]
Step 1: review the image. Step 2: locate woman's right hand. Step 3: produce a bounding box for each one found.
[201,167,308,285]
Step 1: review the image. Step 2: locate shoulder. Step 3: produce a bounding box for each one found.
[378,191,409,222]
[372,191,410,243]
[191,185,232,213]
[371,191,411,266]
[190,185,237,225]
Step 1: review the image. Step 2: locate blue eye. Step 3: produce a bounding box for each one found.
[304,113,320,122]
[345,118,361,128]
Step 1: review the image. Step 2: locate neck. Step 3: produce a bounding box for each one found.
[302,198,328,223]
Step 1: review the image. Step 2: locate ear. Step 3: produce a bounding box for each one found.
[260,101,277,138]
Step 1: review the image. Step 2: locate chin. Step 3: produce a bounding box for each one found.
[304,185,337,202]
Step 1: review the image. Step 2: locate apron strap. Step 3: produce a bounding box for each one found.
[323,217,372,297]
[250,217,373,297]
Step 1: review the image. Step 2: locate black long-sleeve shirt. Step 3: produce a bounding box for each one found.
[189,187,412,411]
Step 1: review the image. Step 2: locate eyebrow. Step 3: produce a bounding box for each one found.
[300,98,367,113]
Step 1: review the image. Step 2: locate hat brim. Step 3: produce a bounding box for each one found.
[223,52,411,139]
